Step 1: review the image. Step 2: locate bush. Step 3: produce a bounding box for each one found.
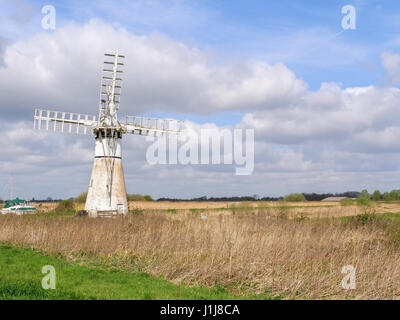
[383,192,391,201]
[357,212,376,224]
[339,198,354,206]
[372,190,381,201]
[55,200,75,213]
[360,189,370,200]
[75,192,87,203]
[357,197,371,206]
[390,190,400,201]
[283,193,306,202]
[127,194,153,201]
[127,194,145,201]
[356,206,376,224]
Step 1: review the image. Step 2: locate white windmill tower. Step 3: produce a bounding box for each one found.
[34,50,182,217]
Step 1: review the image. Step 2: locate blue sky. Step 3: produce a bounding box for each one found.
[1,0,400,199]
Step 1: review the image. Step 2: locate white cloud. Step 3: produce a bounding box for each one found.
[2,20,400,199]
[0,19,307,120]
[382,52,400,85]
[242,84,400,149]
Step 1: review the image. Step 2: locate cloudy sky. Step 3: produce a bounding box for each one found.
[1,0,400,200]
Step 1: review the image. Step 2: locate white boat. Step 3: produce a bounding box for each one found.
[1,198,37,215]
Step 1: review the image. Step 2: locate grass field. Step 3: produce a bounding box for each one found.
[2,201,400,299]
[0,244,276,300]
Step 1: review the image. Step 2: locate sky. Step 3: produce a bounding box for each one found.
[1,0,400,200]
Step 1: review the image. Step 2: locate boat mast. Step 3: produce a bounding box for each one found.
[9,176,13,201]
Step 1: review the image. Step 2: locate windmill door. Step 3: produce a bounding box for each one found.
[117,204,125,214]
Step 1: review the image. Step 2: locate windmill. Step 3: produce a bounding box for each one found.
[34,50,182,217]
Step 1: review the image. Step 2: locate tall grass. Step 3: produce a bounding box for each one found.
[0,211,400,299]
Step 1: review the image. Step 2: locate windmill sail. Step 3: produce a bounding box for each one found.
[124,116,182,136]
[98,50,124,127]
[34,108,97,135]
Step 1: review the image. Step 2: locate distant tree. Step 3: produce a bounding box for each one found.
[303,192,361,201]
[343,191,361,198]
[389,190,400,201]
[383,192,392,201]
[193,196,208,201]
[127,194,145,201]
[75,192,88,203]
[284,193,306,202]
[372,190,381,201]
[46,197,53,201]
[304,193,333,201]
[143,195,153,201]
[359,189,370,200]
[0,196,3,204]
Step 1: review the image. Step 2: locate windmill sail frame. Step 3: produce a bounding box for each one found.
[34,108,97,135]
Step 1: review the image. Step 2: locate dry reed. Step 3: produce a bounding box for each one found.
[0,209,400,299]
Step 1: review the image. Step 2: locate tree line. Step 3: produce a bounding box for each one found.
[358,189,400,201]
[7,189,400,203]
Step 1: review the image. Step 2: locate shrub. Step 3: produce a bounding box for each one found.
[372,190,381,201]
[126,194,153,201]
[357,197,371,206]
[127,194,145,201]
[55,200,75,213]
[75,192,87,203]
[383,192,391,201]
[356,212,376,224]
[339,198,354,206]
[389,190,400,201]
[356,205,376,224]
[284,193,306,202]
[372,190,382,201]
[360,189,370,200]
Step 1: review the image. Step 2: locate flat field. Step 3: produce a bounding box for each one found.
[2,201,400,299]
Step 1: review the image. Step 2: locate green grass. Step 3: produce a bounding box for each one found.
[31,211,76,218]
[376,211,400,221]
[0,244,275,300]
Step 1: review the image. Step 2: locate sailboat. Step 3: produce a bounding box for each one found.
[1,177,37,215]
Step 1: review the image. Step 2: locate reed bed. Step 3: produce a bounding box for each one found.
[0,210,400,299]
